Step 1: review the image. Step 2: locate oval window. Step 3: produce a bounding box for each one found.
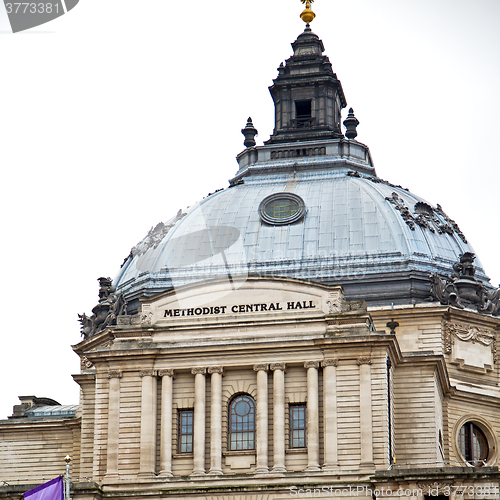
[458,422,488,465]
[259,193,306,225]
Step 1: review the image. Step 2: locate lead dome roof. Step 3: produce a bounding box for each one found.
[114,27,489,311]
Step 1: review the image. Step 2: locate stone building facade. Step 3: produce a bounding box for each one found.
[1,6,499,500]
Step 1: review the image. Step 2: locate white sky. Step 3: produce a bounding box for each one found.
[0,0,499,420]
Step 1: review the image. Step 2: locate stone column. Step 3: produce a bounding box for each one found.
[304,361,320,471]
[253,364,269,473]
[139,370,157,476]
[358,357,374,466]
[208,366,223,475]
[158,369,174,477]
[270,362,286,473]
[106,370,122,478]
[321,359,339,470]
[191,367,206,476]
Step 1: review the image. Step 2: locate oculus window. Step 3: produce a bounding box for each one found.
[228,394,255,451]
[259,193,306,225]
[458,422,488,465]
[178,409,194,453]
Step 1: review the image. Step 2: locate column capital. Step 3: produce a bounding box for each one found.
[107,370,122,379]
[304,360,320,369]
[253,363,269,372]
[191,367,207,375]
[140,369,156,377]
[321,359,338,368]
[357,357,372,365]
[207,366,223,375]
[158,369,175,377]
[270,362,286,371]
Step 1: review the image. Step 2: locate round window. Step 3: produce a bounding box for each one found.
[458,422,488,465]
[259,192,306,225]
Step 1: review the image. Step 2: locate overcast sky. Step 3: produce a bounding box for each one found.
[0,0,499,420]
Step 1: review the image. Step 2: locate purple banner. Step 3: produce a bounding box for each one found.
[24,476,64,500]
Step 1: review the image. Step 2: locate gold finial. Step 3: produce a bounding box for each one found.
[300,0,315,24]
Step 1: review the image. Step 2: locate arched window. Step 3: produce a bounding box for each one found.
[228,394,255,451]
[458,422,488,465]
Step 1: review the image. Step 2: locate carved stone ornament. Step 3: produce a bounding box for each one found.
[141,311,154,326]
[191,367,207,375]
[123,210,186,263]
[81,356,93,369]
[304,360,320,369]
[208,366,224,375]
[107,370,122,379]
[443,321,497,363]
[321,358,338,367]
[157,369,175,377]
[429,253,500,316]
[357,357,372,365]
[382,189,467,243]
[327,290,345,315]
[270,362,286,371]
[78,277,128,340]
[140,370,156,378]
[253,364,269,372]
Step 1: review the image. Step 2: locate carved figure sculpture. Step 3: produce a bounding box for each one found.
[429,254,500,316]
[78,277,128,340]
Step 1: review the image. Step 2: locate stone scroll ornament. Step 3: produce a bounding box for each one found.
[78,277,128,340]
[429,253,500,316]
[347,171,467,242]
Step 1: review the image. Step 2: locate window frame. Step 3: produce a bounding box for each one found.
[228,394,256,451]
[258,192,306,226]
[458,422,488,466]
[289,403,307,449]
[178,409,194,454]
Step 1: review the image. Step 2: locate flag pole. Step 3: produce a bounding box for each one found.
[64,456,71,500]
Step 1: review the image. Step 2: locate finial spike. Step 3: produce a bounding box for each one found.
[343,108,360,140]
[242,117,258,148]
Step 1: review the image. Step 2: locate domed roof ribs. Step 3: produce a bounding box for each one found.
[265,25,347,145]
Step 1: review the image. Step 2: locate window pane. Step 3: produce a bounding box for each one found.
[290,404,307,448]
[179,409,194,453]
[229,395,256,450]
[459,423,488,465]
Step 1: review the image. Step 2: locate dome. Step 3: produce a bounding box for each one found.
[114,26,491,313]
[115,140,486,312]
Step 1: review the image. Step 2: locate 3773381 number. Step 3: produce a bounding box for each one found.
[5,2,60,14]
